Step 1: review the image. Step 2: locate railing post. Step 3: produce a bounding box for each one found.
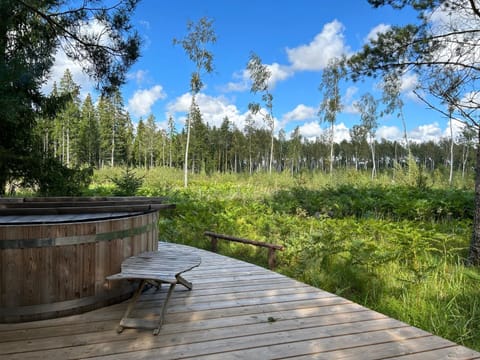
[268,248,276,270]
[211,237,218,252]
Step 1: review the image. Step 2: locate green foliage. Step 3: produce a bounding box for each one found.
[0,1,140,194]
[33,157,93,196]
[268,184,473,221]
[109,167,144,196]
[90,168,480,351]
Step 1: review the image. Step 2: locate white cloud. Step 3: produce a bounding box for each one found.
[43,49,94,98]
[443,118,466,139]
[408,120,466,143]
[377,125,403,141]
[344,86,359,102]
[222,19,349,93]
[221,70,250,92]
[286,20,350,71]
[167,92,249,130]
[343,86,361,114]
[128,69,150,85]
[266,63,295,88]
[461,91,480,108]
[128,85,166,117]
[283,104,316,122]
[223,62,293,93]
[400,73,419,99]
[409,122,442,143]
[365,23,391,43]
[298,121,323,140]
[428,2,480,69]
[167,93,191,113]
[298,121,350,142]
[334,123,351,142]
[166,92,288,134]
[42,19,119,98]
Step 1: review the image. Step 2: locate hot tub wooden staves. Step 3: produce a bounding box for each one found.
[0,197,174,323]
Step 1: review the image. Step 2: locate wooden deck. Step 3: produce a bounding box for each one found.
[0,242,479,359]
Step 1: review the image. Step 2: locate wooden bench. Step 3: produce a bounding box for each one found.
[204,231,284,269]
[106,247,201,335]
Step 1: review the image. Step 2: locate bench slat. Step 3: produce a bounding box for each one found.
[107,250,201,283]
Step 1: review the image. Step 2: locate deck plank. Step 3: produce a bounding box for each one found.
[0,242,478,360]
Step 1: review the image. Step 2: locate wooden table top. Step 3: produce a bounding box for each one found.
[107,248,201,284]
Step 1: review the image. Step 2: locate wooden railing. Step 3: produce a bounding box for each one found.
[204,231,284,270]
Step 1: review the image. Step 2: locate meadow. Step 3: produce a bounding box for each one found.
[92,166,480,351]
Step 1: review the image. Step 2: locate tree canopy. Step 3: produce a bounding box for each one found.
[348,0,479,124]
[347,0,480,264]
[0,0,140,194]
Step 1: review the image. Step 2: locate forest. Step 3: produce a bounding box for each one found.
[32,69,475,184]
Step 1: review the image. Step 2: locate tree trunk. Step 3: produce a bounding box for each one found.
[468,129,480,265]
[370,140,376,180]
[462,144,468,180]
[330,122,334,174]
[269,129,274,174]
[111,124,115,167]
[449,115,454,186]
[66,126,70,167]
[400,108,409,153]
[184,109,191,188]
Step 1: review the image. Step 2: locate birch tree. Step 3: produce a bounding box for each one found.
[318,58,346,174]
[174,17,216,187]
[247,52,275,174]
[354,93,379,179]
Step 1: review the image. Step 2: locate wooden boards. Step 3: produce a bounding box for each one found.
[0,242,478,359]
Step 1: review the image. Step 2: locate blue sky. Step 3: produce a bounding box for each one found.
[46,0,461,143]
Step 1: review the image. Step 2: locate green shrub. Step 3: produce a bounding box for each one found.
[32,157,92,196]
[109,167,144,196]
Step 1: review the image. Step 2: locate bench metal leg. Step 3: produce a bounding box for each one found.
[153,282,176,335]
[117,279,147,334]
[116,279,181,336]
[176,274,193,290]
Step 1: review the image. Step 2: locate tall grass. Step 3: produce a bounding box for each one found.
[90,167,480,350]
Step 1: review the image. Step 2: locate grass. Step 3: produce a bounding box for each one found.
[90,166,480,351]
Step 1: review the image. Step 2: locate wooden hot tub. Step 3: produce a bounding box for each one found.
[0,197,174,323]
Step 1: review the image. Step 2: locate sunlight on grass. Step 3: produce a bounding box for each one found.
[89,167,480,351]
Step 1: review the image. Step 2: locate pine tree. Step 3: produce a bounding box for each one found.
[97,95,113,168]
[133,119,147,168]
[167,115,176,168]
[145,114,158,168]
[78,94,99,166]
[0,0,140,194]
[56,69,81,167]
